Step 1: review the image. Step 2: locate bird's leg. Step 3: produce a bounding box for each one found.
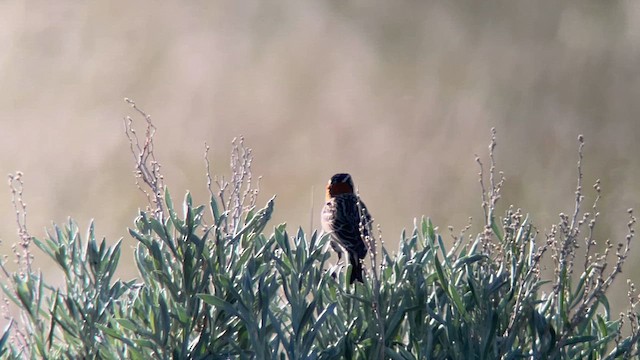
[339,245,351,279]
[330,241,346,265]
[329,243,348,280]
[329,250,343,280]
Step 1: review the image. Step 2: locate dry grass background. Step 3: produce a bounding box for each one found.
[1,1,640,318]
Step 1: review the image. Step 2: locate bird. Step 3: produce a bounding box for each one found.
[321,173,370,284]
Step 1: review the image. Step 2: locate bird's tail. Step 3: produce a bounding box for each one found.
[349,255,364,284]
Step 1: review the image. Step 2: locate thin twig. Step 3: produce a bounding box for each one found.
[123,98,165,220]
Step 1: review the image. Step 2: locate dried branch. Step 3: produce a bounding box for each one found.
[123,98,165,220]
[7,172,33,275]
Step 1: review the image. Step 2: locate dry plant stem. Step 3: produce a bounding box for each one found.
[583,180,601,272]
[581,181,600,297]
[475,130,552,342]
[476,156,489,228]
[4,172,35,354]
[552,135,584,318]
[203,143,215,231]
[476,128,505,252]
[217,137,260,237]
[123,98,165,220]
[230,137,257,235]
[204,143,214,200]
[568,208,636,335]
[6,172,32,276]
[210,137,261,242]
[570,135,585,230]
[475,157,491,258]
[475,143,492,280]
[476,128,506,269]
[487,128,501,217]
[309,186,315,236]
[582,210,635,314]
[507,232,548,340]
[624,280,640,355]
[447,217,472,259]
[357,192,383,360]
[539,135,639,349]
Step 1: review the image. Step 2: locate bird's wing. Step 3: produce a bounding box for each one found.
[329,195,369,259]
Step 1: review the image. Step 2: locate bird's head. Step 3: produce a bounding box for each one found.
[326,173,355,200]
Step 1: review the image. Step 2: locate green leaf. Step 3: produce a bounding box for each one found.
[447,283,468,320]
[0,322,11,356]
[385,347,409,360]
[561,335,596,347]
[433,255,448,291]
[210,195,221,223]
[198,294,242,318]
[114,318,139,332]
[454,254,487,268]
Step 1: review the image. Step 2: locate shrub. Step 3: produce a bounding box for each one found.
[0,103,638,359]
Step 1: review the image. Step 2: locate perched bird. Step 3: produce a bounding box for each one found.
[321,173,370,284]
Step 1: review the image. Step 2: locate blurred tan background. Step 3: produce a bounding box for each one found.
[1,1,640,312]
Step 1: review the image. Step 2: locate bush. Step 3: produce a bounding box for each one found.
[0,104,638,359]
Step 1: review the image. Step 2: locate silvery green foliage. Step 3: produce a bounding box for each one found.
[1,132,639,358]
[1,187,638,359]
